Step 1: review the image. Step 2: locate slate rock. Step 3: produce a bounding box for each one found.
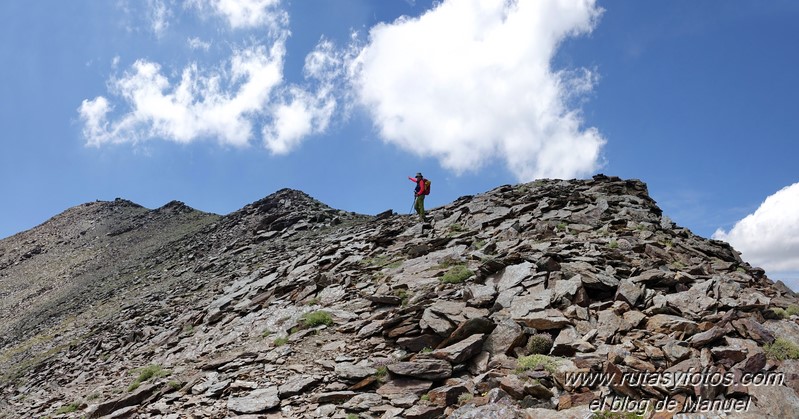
[227,387,280,414]
[278,376,318,398]
[376,378,433,396]
[483,319,525,356]
[432,333,486,364]
[515,309,570,330]
[335,363,377,382]
[387,358,453,381]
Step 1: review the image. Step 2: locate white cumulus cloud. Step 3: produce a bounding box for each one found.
[80,1,342,151]
[263,39,346,154]
[348,0,606,180]
[80,43,285,147]
[713,182,799,273]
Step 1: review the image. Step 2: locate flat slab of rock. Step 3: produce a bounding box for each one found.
[278,375,319,398]
[432,333,485,364]
[493,262,534,292]
[314,391,357,403]
[483,318,526,356]
[646,314,699,335]
[515,309,570,330]
[510,290,553,317]
[376,378,433,396]
[404,404,446,419]
[227,387,280,414]
[88,383,160,418]
[335,363,377,381]
[387,358,453,380]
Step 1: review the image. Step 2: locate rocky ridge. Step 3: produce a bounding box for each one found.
[1,175,799,418]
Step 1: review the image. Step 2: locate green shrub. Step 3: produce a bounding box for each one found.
[526,333,554,355]
[394,289,409,306]
[55,403,79,414]
[302,311,334,328]
[273,337,289,347]
[516,354,561,374]
[787,306,799,317]
[765,338,799,360]
[167,380,183,391]
[386,260,403,269]
[608,239,618,249]
[441,265,473,284]
[375,366,388,379]
[449,223,466,232]
[458,392,473,404]
[435,256,461,269]
[346,414,359,419]
[420,346,433,354]
[128,364,170,392]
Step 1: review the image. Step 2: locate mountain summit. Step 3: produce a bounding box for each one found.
[1,175,798,418]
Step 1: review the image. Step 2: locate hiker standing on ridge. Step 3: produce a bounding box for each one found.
[409,172,429,221]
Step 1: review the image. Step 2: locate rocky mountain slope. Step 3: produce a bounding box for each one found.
[1,176,798,418]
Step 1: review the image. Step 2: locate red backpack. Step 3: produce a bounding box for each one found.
[423,179,431,195]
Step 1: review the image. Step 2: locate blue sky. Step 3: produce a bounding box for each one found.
[1,0,797,288]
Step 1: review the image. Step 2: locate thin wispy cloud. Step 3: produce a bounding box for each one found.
[186,0,287,31]
[713,182,799,273]
[187,37,211,51]
[347,0,606,180]
[148,0,171,37]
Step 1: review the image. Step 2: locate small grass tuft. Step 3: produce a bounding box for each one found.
[273,337,289,347]
[516,354,561,374]
[301,310,334,328]
[128,364,170,392]
[394,288,410,306]
[55,403,80,414]
[449,223,466,232]
[526,333,554,355]
[386,260,403,269]
[440,265,473,284]
[765,338,799,360]
[458,392,473,404]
